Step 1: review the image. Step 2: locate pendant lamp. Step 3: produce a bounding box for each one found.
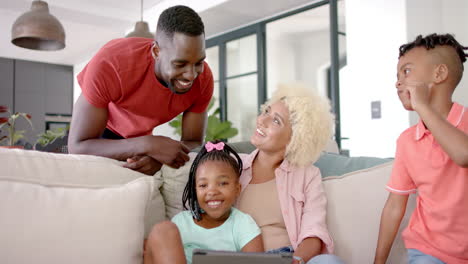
[11,0,66,51]
[126,0,154,39]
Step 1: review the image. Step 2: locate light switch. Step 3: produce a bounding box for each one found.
[371,101,381,119]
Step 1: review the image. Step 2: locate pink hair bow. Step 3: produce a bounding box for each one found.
[205,141,225,152]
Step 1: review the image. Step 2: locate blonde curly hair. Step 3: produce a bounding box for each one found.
[264,83,334,167]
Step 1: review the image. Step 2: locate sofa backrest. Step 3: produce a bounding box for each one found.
[0,148,166,264]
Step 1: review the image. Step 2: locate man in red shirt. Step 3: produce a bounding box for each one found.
[68,5,214,175]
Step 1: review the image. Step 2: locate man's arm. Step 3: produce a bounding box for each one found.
[180,111,207,150]
[68,95,140,160]
[68,95,189,168]
[374,193,409,264]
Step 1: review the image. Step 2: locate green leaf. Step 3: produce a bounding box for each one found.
[212,122,230,135]
[212,107,221,116]
[205,115,238,141]
[216,127,238,139]
[36,126,69,146]
[207,115,221,129]
[164,96,238,142]
[168,114,183,136]
[12,130,25,145]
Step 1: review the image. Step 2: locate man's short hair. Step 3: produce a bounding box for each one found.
[156,5,205,39]
[399,33,467,69]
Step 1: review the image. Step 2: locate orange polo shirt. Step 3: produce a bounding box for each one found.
[387,102,468,264]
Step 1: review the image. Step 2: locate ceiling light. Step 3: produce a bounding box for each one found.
[126,0,154,39]
[11,0,66,51]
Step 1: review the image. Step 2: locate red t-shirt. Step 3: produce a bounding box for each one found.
[77,38,213,138]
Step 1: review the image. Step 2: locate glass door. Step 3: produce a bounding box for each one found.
[225,34,258,142]
[206,25,264,143]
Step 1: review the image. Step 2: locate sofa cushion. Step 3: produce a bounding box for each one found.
[315,152,393,177]
[0,148,166,240]
[0,176,152,264]
[323,161,416,264]
[1,148,153,185]
[160,152,198,219]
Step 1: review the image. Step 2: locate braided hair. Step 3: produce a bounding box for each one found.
[399,33,468,70]
[182,140,243,221]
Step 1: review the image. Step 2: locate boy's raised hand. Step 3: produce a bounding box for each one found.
[402,81,433,112]
[401,81,468,168]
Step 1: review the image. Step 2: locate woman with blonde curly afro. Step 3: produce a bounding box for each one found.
[236,83,345,264]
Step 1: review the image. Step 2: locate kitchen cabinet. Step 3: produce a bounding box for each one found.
[5,59,73,145]
[0,58,14,111]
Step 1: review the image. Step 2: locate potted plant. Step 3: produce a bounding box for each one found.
[169,97,238,141]
[34,126,69,152]
[0,105,33,148]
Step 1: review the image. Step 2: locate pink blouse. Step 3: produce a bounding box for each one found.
[238,149,334,253]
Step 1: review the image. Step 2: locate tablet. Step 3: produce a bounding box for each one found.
[192,249,293,264]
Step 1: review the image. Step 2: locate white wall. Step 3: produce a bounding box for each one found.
[73,59,89,104]
[266,33,297,98]
[340,0,408,158]
[341,0,468,158]
[406,0,468,125]
[442,0,468,108]
[296,31,332,97]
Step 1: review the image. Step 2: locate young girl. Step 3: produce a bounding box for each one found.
[144,141,263,264]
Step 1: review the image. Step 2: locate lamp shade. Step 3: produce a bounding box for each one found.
[11,0,66,51]
[126,21,154,39]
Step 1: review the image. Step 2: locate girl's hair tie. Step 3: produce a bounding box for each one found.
[205,141,225,152]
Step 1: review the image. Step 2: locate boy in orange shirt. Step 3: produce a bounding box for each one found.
[374,33,468,264]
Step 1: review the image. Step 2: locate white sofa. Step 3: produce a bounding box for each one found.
[0,146,415,264]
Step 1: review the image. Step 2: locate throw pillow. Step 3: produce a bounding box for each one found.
[0,148,166,238]
[323,161,416,264]
[0,177,153,264]
[160,152,197,219]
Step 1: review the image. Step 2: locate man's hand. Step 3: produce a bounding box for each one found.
[123,155,162,175]
[402,81,433,112]
[147,136,190,168]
